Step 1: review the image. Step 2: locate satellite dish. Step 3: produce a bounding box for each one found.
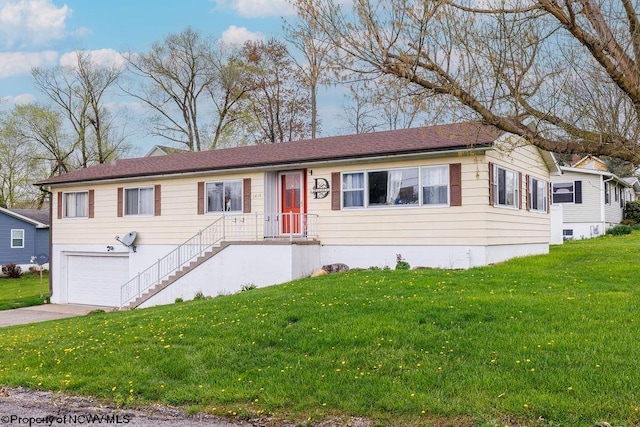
[121,231,137,247]
[36,254,49,265]
[115,231,138,252]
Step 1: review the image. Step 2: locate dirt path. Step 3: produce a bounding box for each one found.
[0,387,373,427]
[0,387,244,427]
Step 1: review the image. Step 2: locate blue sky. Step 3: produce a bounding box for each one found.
[0,0,321,153]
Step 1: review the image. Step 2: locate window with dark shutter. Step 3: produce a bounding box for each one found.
[575,181,582,204]
[243,178,251,213]
[88,190,95,218]
[449,163,462,206]
[331,172,340,210]
[197,182,204,214]
[154,185,161,216]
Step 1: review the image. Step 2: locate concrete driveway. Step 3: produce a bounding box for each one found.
[0,304,110,327]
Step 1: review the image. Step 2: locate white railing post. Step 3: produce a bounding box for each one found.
[223,215,226,242]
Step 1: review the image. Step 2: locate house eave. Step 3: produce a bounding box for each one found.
[559,166,632,187]
[39,145,491,188]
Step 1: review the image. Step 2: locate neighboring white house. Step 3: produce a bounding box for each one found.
[550,155,635,240]
[36,122,558,309]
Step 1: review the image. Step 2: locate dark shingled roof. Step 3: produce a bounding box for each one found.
[8,209,50,226]
[38,122,503,186]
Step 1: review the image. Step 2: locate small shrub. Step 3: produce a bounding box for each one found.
[395,254,411,270]
[624,200,640,223]
[606,224,633,236]
[193,291,207,301]
[174,297,184,303]
[240,283,257,292]
[2,263,23,278]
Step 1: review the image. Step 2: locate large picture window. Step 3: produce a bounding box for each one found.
[368,168,419,206]
[63,191,88,218]
[493,165,518,208]
[529,177,547,212]
[340,165,454,209]
[206,181,242,212]
[125,187,154,216]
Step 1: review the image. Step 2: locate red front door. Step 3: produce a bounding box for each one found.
[280,171,303,234]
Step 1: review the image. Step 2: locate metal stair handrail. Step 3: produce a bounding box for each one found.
[119,212,319,308]
[120,216,225,308]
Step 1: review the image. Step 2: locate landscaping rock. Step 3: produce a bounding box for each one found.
[311,268,328,277]
[321,263,350,274]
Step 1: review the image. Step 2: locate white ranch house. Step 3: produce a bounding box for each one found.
[37,122,558,309]
[550,155,635,240]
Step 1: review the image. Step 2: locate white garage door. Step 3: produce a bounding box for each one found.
[67,255,129,307]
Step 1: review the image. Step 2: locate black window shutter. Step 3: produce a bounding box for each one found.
[575,180,582,204]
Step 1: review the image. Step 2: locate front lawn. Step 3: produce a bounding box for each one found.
[0,235,638,426]
[0,270,48,310]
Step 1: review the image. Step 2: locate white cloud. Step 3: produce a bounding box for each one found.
[59,49,127,70]
[214,0,295,18]
[221,25,264,46]
[0,0,73,49]
[0,50,57,77]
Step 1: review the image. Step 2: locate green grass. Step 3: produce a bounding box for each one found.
[1,235,639,426]
[0,271,48,310]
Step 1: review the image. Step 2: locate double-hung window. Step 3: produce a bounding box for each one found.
[63,191,88,218]
[11,229,24,248]
[342,173,365,208]
[125,187,154,216]
[529,177,547,212]
[422,165,449,206]
[206,180,242,212]
[493,165,518,208]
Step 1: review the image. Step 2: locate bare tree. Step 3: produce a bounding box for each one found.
[207,44,253,149]
[4,104,74,176]
[32,51,125,167]
[0,119,46,208]
[339,81,380,134]
[284,7,333,138]
[294,0,640,163]
[124,27,219,151]
[241,38,312,143]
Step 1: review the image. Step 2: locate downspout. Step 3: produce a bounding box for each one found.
[38,185,53,301]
